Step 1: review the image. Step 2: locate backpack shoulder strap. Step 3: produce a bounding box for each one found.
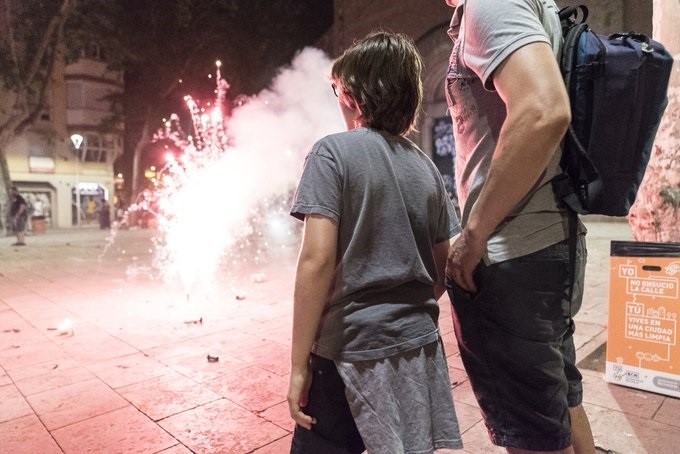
[558,4,589,33]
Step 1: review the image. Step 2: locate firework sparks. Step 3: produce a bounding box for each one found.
[140,48,342,297]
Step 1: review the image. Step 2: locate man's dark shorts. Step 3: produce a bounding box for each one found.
[290,354,365,454]
[446,236,586,451]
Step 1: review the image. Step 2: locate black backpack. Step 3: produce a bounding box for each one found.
[552,5,674,216]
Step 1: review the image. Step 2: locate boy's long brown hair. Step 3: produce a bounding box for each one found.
[331,31,424,136]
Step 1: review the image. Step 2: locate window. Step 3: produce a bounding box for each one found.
[67,82,83,108]
[80,133,118,163]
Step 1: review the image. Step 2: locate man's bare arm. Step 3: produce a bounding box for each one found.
[448,42,570,291]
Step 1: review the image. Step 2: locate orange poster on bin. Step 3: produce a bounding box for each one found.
[606,241,680,398]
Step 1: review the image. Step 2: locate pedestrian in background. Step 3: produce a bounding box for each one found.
[9,186,28,246]
[99,199,111,229]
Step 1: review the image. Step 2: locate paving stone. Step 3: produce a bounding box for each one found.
[452,380,479,409]
[236,339,290,376]
[0,340,68,371]
[460,420,505,453]
[5,357,81,382]
[87,352,170,389]
[258,400,294,431]
[246,318,292,345]
[252,435,293,453]
[159,398,287,453]
[154,444,193,454]
[118,371,220,421]
[13,364,95,396]
[446,351,466,371]
[161,351,249,383]
[453,401,484,435]
[205,365,288,413]
[0,414,62,454]
[0,383,33,423]
[441,330,460,357]
[57,335,138,364]
[447,364,468,388]
[142,339,205,361]
[581,373,665,419]
[195,330,267,357]
[0,313,48,349]
[572,321,606,351]
[0,369,11,386]
[26,378,129,430]
[52,406,176,454]
[652,397,680,428]
[585,402,680,454]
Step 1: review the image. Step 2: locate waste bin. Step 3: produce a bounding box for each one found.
[31,215,46,234]
[606,241,680,397]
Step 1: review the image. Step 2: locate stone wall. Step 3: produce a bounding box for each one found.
[319,0,654,156]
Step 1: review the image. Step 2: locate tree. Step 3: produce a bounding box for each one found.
[0,0,333,227]
[0,0,73,228]
[77,0,333,202]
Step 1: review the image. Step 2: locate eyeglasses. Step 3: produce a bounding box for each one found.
[331,82,339,97]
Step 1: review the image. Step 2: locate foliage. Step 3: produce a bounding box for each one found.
[0,0,72,223]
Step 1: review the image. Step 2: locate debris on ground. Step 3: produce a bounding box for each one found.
[184,318,203,325]
[251,273,266,283]
[58,318,75,336]
[207,355,219,363]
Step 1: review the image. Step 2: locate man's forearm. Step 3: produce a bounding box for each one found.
[466,107,569,240]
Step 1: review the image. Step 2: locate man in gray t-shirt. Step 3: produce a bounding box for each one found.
[444,0,596,452]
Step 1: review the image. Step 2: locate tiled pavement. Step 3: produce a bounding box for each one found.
[1,222,679,453]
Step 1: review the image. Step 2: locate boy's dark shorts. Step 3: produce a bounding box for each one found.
[446,236,586,452]
[290,354,365,454]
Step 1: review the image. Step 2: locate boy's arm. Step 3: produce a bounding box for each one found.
[433,239,451,300]
[288,213,338,429]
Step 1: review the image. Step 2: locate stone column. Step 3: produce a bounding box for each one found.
[628,0,680,242]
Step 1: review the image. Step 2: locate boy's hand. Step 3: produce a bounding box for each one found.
[287,363,316,429]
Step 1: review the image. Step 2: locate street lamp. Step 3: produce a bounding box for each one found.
[70,133,84,227]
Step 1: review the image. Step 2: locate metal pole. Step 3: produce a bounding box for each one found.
[70,134,84,228]
[76,149,81,228]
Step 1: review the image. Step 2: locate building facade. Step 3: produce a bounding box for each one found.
[6,46,123,229]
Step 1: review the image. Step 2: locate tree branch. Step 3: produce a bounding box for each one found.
[2,0,22,86]
[24,0,72,88]
[14,2,69,136]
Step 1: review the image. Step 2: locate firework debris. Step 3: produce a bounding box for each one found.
[235,292,247,300]
[184,317,203,325]
[57,319,75,336]
[207,355,219,363]
[3,328,21,333]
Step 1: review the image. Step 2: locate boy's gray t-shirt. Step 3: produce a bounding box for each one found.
[291,127,460,361]
[446,0,582,264]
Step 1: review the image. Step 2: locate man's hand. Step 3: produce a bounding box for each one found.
[446,228,487,293]
[287,363,316,430]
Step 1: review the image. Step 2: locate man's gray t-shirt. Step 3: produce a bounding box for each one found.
[446,0,581,264]
[291,127,460,361]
